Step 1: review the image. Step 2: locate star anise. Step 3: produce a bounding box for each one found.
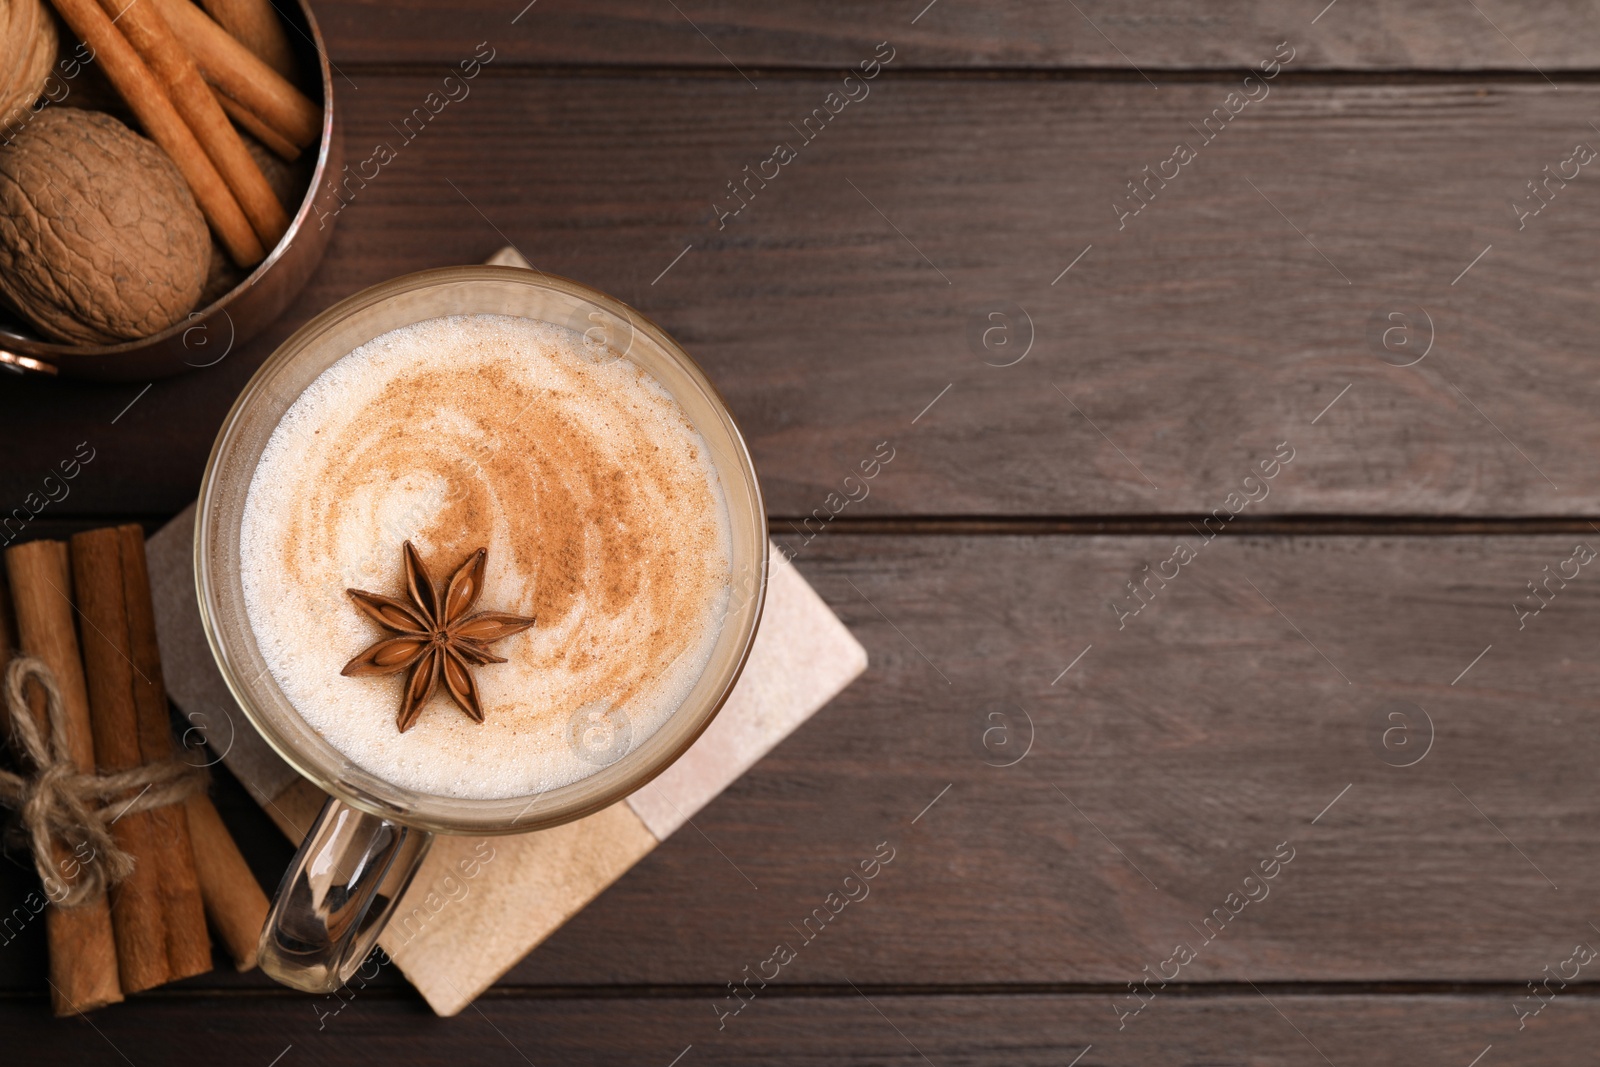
[341,542,535,733]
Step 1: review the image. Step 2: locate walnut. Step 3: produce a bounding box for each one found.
[0,108,209,344]
[0,0,56,135]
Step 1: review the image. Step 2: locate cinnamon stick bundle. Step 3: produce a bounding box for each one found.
[3,541,123,1016]
[46,0,265,267]
[72,526,211,988]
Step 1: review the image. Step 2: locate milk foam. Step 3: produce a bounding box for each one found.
[239,314,733,799]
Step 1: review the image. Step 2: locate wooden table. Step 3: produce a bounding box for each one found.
[6,2,1600,1062]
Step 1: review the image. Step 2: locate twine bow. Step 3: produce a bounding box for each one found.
[0,655,207,907]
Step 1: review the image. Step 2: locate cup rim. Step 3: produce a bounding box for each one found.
[195,265,767,834]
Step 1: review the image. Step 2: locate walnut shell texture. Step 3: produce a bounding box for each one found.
[0,0,56,135]
[0,108,209,344]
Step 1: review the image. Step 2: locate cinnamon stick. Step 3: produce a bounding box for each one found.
[199,0,295,81]
[71,527,212,988]
[46,0,265,267]
[151,0,320,150]
[216,88,299,162]
[4,541,123,1016]
[183,793,269,971]
[70,529,171,993]
[99,524,267,972]
[98,0,289,249]
[116,525,212,980]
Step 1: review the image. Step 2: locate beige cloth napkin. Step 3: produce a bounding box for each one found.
[147,504,864,1014]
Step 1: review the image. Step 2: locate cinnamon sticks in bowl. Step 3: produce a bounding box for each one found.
[0,526,272,1014]
[45,0,319,266]
[152,0,321,153]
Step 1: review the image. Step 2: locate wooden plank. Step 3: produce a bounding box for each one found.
[313,0,1600,72]
[496,533,1600,987]
[2,75,1598,519]
[6,534,1599,994]
[0,991,1588,1064]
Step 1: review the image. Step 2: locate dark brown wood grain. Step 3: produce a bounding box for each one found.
[3,1,1598,1056]
[7,534,1598,996]
[0,990,1590,1065]
[3,74,1598,519]
[506,533,1600,987]
[312,0,1600,72]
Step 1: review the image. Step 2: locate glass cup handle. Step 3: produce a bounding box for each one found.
[257,796,433,993]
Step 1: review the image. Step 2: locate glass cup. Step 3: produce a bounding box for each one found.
[195,267,767,992]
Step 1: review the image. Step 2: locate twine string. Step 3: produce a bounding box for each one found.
[0,655,207,907]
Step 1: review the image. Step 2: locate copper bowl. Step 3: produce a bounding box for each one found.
[0,0,342,382]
